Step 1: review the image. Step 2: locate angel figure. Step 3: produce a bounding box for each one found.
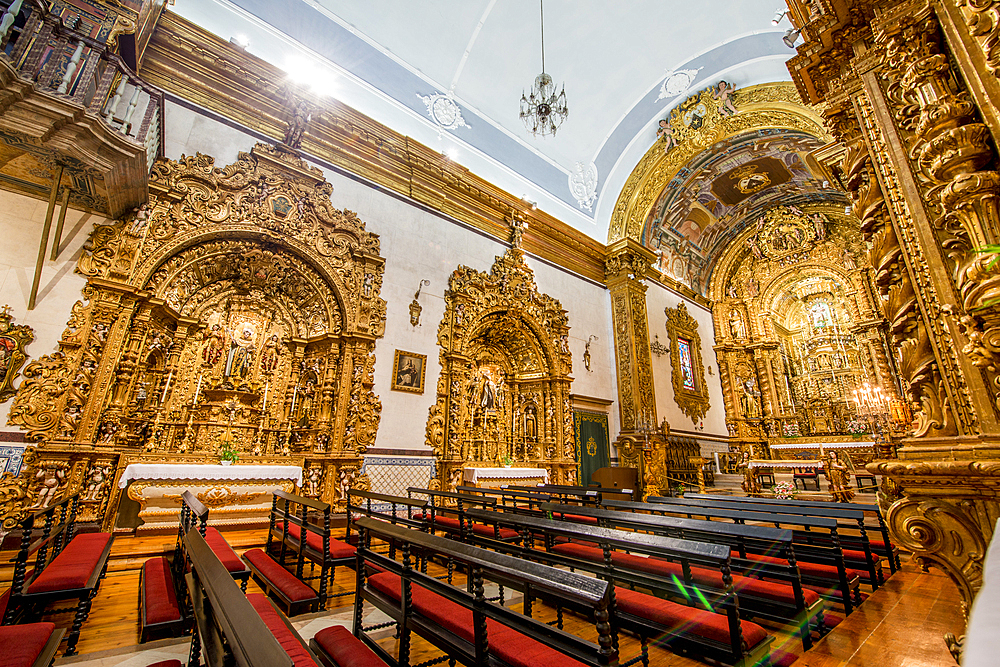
[713,81,738,116]
[83,465,111,502]
[823,450,856,502]
[203,324,226,366]
[35,465,66,508]
[303,467,324,498]
[736,450,761,496]
[657,118,678,151]
[260,334,282,375]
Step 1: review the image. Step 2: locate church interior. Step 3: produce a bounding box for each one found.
[0,0,994,665]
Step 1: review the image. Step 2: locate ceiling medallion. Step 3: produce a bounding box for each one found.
[656,67,702,101]
[519,0,568,137]
[568,161,598,211]
[417,92,470,131]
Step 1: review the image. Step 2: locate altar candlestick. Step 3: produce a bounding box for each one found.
[290,386,298,419]
[262,381,269,413]
[161,369,173,403]
[193,373,202,404]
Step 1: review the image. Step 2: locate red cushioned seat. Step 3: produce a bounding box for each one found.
[0,622,55,666]
[142,557,182,625]
[556,513,600,525]
[615,587,769,650]
[551,543,821,608]
[244,549,318,602]
[275,522,357,560]
[205,527,247,573]
[28,533,112,594]
[412,512,426,520]
[468,523,520,540]
[429,515,462,530]
[746,554,866,582]
[246,594,318,667]
[146,662,184,667]
[313,625,389,667]
[367,573,588,667]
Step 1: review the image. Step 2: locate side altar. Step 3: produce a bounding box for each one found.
[113,458,304,531]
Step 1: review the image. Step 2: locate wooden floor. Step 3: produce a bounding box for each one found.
[1,527,965,667]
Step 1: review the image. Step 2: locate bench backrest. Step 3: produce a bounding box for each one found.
[649,495,868,523]
[355,516,617,666]
[347,489,428,544]
[10,493,81,597]
[455,485,552,508]
[184,528,294,667]
[508,484,601,503]
[268,490,331,570]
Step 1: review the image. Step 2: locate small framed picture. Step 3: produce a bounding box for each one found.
[391,350,427,394]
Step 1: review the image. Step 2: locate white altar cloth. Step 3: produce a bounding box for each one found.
[749,459,824,469]
[463,467,549,484]
[119,463,303,488]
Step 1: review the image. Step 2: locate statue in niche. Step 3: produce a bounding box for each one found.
[260,334,282,375]
[810,213,826,241]
[479,374,498,412]
[729,310,746,339]
[524,405,538,440]
[842,249,857,270]
[739,376,761,419]
[203,323,226,366]
[224,324,257,379]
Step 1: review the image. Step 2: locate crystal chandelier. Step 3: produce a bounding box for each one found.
[519,0,567,137]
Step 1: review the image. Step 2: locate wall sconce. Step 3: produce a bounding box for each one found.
[650,334,669,358]
[584,335,598,372]
[409,279,430,326]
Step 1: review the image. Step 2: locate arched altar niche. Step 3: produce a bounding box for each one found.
[426,246,576,491]
[7,144,385,526]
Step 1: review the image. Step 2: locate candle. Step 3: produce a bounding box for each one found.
[262,381,269,413]
[160,369,173,403]
[193,373,202,404]
[290,385,298,418]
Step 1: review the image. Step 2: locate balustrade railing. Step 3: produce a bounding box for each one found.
[0,0,162,169]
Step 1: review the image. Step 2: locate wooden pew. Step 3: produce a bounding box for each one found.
[648,495,884,587]
[267,490,356,604]
[352,516,618,667]
[619,499,863,610]
[346,489,429,559]
[139,492,198,643]
[528,501,828,647]
[463,507,777,666]
[509,483,602,505]
[1,494,114,656]
[405,487,519,542]
[0,624,64,667]
[455,485,553,513]
[682,493,901,572]
[177,491,252,591]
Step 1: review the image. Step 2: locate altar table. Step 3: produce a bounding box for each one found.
[116,463,303,531]
[463,467,548,489]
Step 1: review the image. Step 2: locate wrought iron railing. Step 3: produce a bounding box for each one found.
[0,0,163,170]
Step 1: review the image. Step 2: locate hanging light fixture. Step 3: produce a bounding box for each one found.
[520,0,567,137]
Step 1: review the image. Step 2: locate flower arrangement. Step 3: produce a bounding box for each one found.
[674,483,686,497]
[219,445,240,465]
[500,454,513,468]
[772,480,796,500]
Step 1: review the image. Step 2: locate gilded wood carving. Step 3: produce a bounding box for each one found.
[0,305,33,404]
[663,302,710,423]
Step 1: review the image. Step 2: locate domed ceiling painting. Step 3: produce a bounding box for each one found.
[641,128,848,294]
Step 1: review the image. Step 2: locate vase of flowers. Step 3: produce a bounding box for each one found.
[500,454,513,469]
[772,480,796,500]
[219,445,239,466]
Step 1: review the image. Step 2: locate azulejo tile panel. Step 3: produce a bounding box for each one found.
[361,454,435,514]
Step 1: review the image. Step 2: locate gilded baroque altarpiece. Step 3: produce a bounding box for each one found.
[1,143,383,528]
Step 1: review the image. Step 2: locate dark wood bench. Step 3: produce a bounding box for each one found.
[346,489,429,561]
[461,508,775,667]
[243,548,320,616]
[1,494,114,656]
[0,623,64,667]
[176,491,252,592]
[352,516,617,667]
[635,498,862,612]
[182,525,301,667]
[405,487,519,542]
[683,493,902,572]
[508,483,602,506]
[456,485,553,513]
[267,490,356,604]
[649,495,885,586]
[792,467,821,491]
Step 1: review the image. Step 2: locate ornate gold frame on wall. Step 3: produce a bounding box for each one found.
[0,306,33,403]
[664,302,710,424]
[391,349,426,394]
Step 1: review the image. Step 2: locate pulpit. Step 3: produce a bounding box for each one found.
[462,467,548,489]
[112,458,303,531]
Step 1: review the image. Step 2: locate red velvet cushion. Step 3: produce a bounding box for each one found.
[430,516,462,530]
[555,513,600,525]
[275,522,357,560]
[146,662,184,667]
[142,557,182,625]
[246,594,318,667]
[313,625,388,667]
[367,573,588,666]
[843,549,881,565]
[205,527,247,573]
[0,622,55,666]
[244,549,317,603]
[28,533,112,594]
[746,554,866,582]
[468,523,520,540]
[614,587,769,650]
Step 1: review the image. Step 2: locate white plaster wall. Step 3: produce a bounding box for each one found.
[162,103,621,451]
[644,281,728,444]
[0,190,104,431]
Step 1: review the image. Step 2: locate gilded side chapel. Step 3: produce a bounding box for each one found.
[0,0,994,665]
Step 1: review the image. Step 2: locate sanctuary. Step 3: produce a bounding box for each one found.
[0,1,990,666]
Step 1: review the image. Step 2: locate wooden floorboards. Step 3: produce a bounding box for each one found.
[1,527,965,666]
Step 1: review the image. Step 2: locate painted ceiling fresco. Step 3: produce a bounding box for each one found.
[641,128,848,294]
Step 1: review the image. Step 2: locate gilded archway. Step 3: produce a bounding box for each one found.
[3,143,385,526]
[426,243,576,490]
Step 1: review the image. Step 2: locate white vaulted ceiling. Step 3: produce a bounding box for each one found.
[172,0,796,242]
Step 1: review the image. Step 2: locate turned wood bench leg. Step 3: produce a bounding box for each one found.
[64,592,95,656]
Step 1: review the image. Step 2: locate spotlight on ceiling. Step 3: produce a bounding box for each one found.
[782,28,801,48]
[229,34,250,50]
[772,9,788,25]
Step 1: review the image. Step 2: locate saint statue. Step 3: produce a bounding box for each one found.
[740,376,760,419]
[260,334,281,375]
[729,310,746,339]
[737,450,761,496]
[224,326,256,379]
[203,323,226,366]
[823,451,856,502]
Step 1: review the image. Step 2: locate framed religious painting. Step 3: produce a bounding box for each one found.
[391,350,426,394]
[0,306,33,403]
